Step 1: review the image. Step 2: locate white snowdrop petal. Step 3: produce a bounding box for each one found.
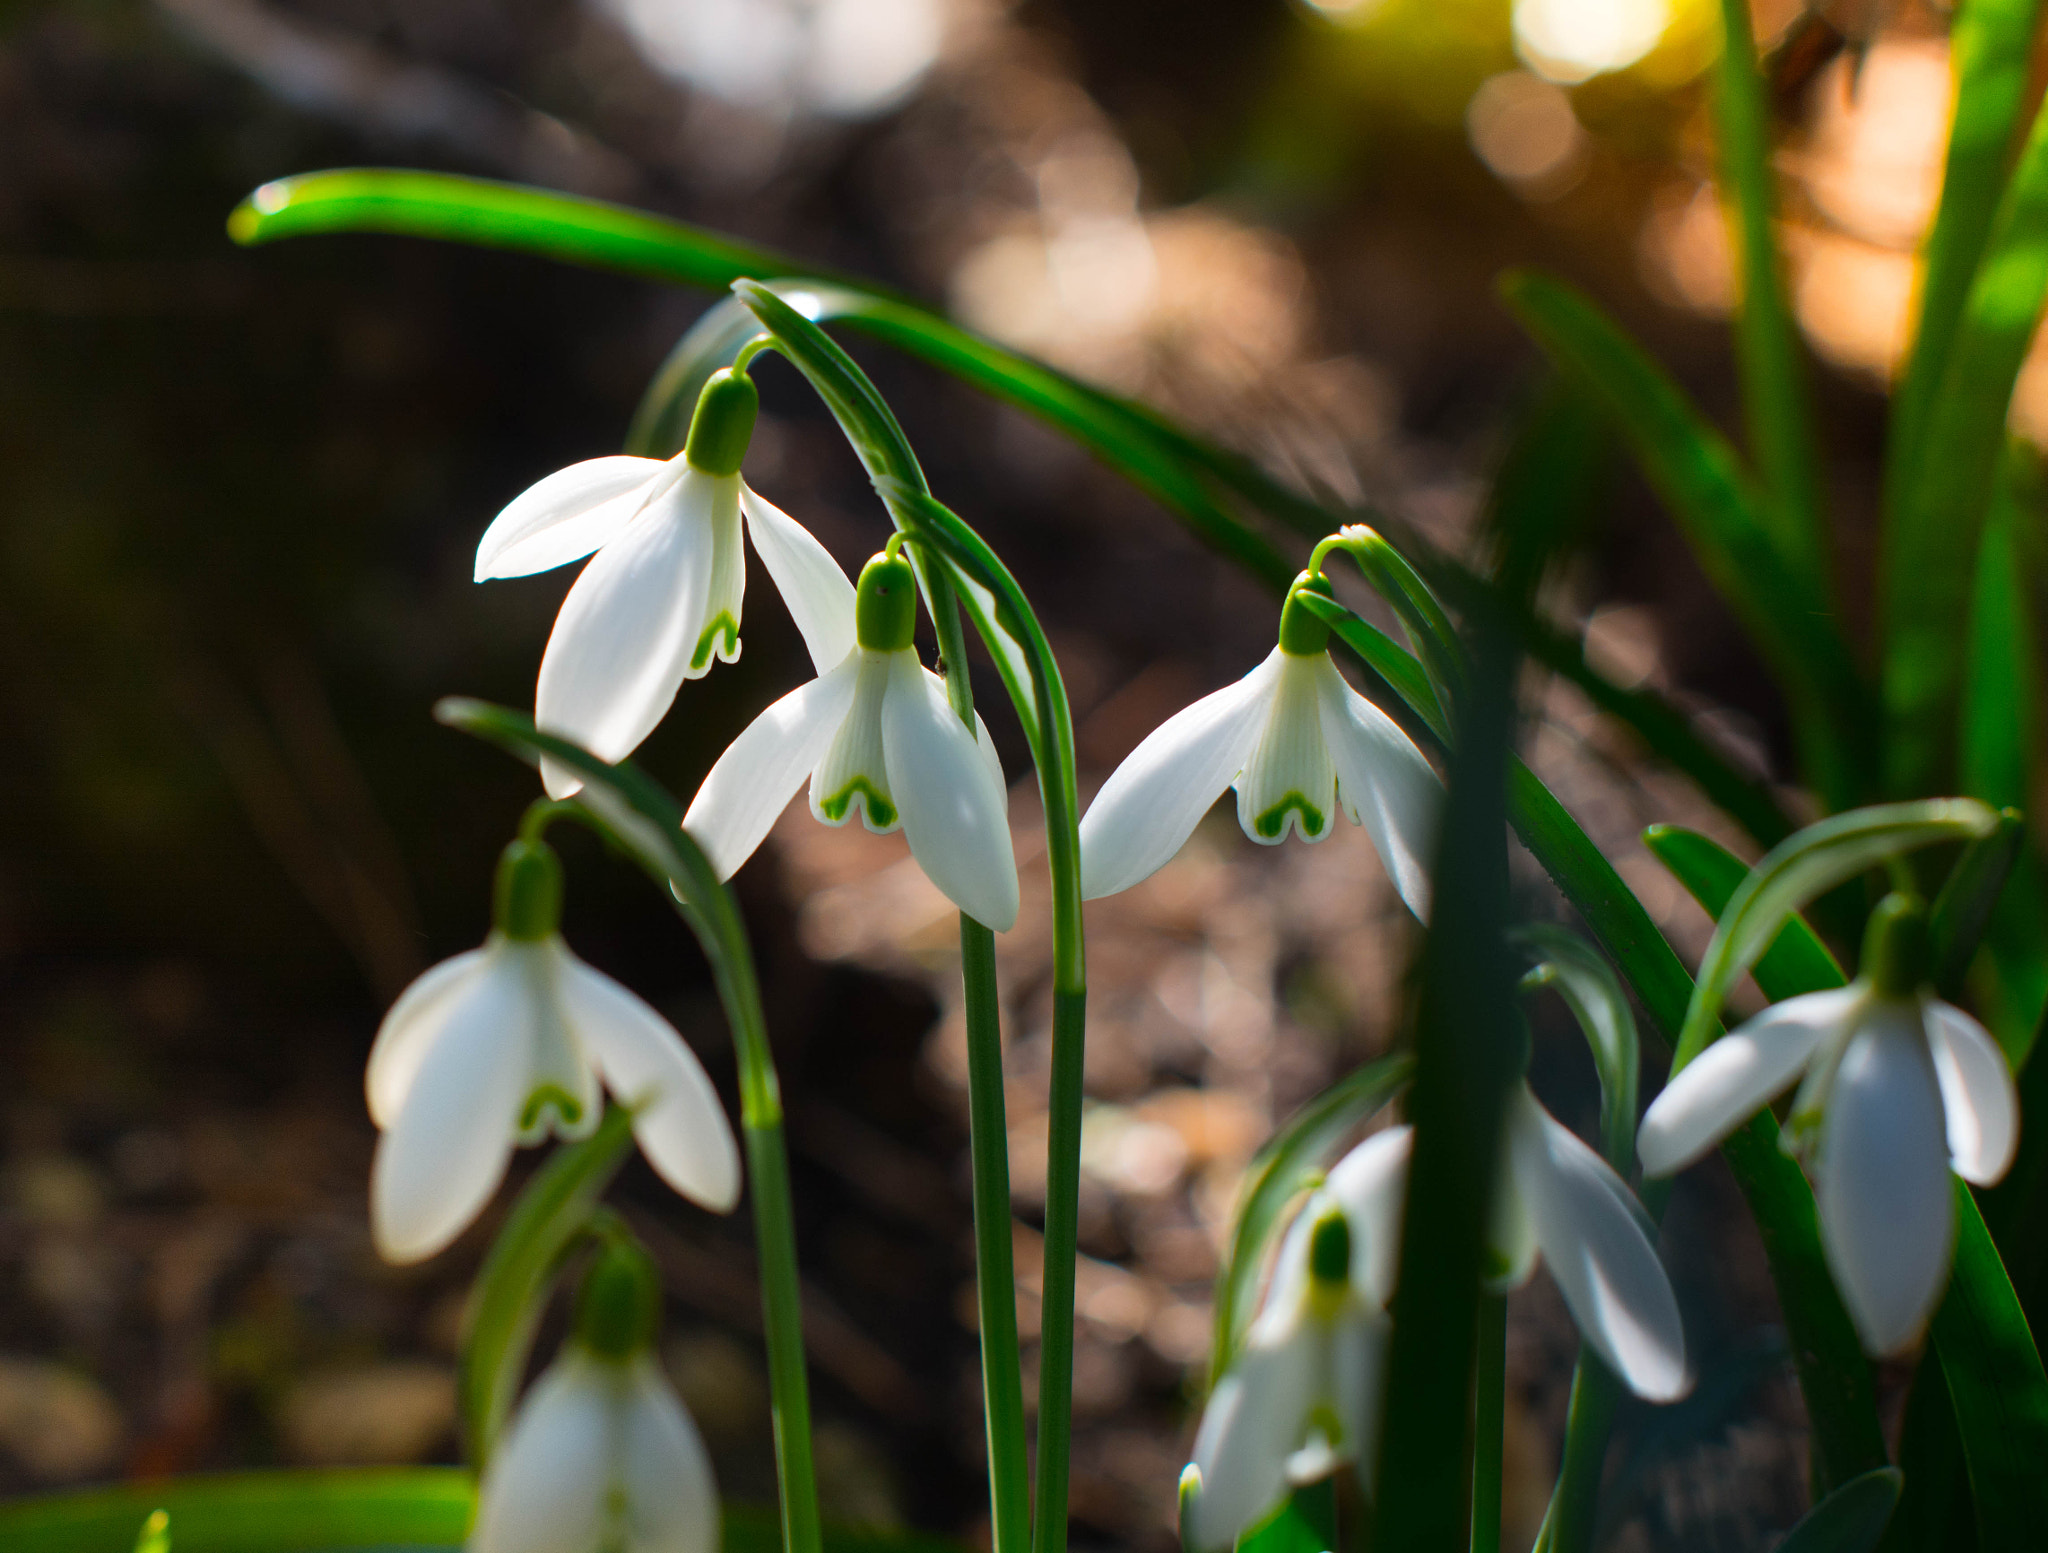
[536,477,716,798]
[1324,1127,1412,1308]
[1925,1000,2019,1186]
[371,955,532,1263]
[560,955,741,1212]
[1485,1170,1542,1294]
[1314,655,1443,922]
[1235,652,1338,847]
[1514,1095,1689,1401]
[619,1355,721,1553]
[740,485,856,673]
[470,1351,615,1553]
[1079,653,1280,899]
[883,652,1020,929]
[1189,1339,1314,1553]
[1637,988,1855,1177]
[690,475,745,677]
[1818,1015,1956,1357]
[811,652,897,832]
[684,659,860,880]
[475,457,666,581]
[366,947,488,1128]
[1329,1305,1387,1493]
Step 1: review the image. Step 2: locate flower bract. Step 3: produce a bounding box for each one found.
[683,548,1020,930]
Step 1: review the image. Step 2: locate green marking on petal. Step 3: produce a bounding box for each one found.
[1254,793,1325,839]
[691,611,739,671]
[818,777,897,829]
[1481,1246,1516,1282]
[520,1083,584,1134]
[1306,1402,1346,1450]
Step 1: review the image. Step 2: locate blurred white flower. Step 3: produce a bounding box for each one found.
[1078,586,1440,917]
[367,842,739,1264]
[1329,1090,1689,1402]
[1638,898,2016,1355]
[476,369,845,798]
[684,546,1019,930]
[1186,1206,1387,1552]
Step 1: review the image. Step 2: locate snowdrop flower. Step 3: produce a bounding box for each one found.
[367,838,740,1263]
[475,368,849,798]
[1187,1206,1388,1552]
[472,1237,717,1553]
[1639,894,2017,1356]
[1079,573,1441,918]
[684,544,1019,930]
[1326,1093,1689,1402]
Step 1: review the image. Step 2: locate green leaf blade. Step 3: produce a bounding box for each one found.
[1773,1467,1903,1553]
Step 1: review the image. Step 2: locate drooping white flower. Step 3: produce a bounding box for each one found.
[472,1240,717,1553]
[367,840,740,1264]
[1326,1091,1690,1402]
[683,546,1020,931]
[475,368,849,798]
[1078,576,1441,919]
[1638,895,2016,1356]
[1187,1205,1388,1553]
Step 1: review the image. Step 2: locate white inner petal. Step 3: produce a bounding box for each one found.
[690,472,746,676]
[811,650,899,832]
[1234,651,1338,844]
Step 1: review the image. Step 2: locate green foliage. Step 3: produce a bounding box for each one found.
[1773,1468,1902,1553]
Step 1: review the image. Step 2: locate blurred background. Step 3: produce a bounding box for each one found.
[0,0,2011,1548]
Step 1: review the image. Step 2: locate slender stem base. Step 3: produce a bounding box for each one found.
[742,1115,822,1553]
[1032,986,1090,1553]
[1531,1353,1620,1553]
[962,917,1031,1553]
[1471,1293,1506,1553]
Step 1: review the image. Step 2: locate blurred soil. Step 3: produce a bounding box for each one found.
[0,1,1910,1549]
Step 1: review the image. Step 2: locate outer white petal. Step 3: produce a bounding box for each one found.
[1324,1127,1412,1308]
[739,485,856,673]
[371,953,532,1263]
[618,1354,721,1553]
[1512,1094,1689,1401]
[1188,1334,1314,1553]
[470,1350,615,1553]
[1485,1170,1541,1293]
[536,481,714,798]
[1637,988,1856,1177]
[366,947,488,1128]
[476,457,668,581]
[882,651,1020,930]
[1078,653,1281,900]
[560,954,742,1213]
[923,666,1009,815]
[1925,1000,2019,1186]
[684,658,860,880]
[1325,1303,1386,1495]
[1818,1012,1957,1356]
[1313,655,1442,922]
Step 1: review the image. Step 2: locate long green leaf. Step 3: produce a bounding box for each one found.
[1642,825,1845,995]
[1210,1053,1414,1378]
[1774,1468,1903,1553]
[1515,925,1638,1170]
[1884,87,2048,796]
[1498,270,1866,808]
[1672,801,2000,1070]
[1927,811,2025,1001]
[1886,0,2045,518]
[458,1105,636,1467]
[1711,0,1830,596]
[1960,451,2041,809]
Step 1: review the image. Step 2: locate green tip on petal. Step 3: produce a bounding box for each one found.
[1308,1207,1352,1289]
[855,551,920,652]
[1861,892,1929,1000]
[1177,1463,1203,1553]
[684,368,759,477]
[1277,571,1334,657]
[576,1236,664,1360]
[133,1509,171,1553]
[494,838,564,941]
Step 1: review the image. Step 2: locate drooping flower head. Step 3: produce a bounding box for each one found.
[471,1237,718,1553]
[1078,571,1441,919]
[475,368,848,798]
[1187,1205,1387,1552]
[684,543,1020,930]
[1639,893,2017,1355]
[367,837,740,1263]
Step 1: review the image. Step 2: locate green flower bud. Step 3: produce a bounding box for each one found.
[1862,892,1929,1000]
[855,551,919,652]
[575,1237,663,1361]
[683,368,759,478]
[493,839,563,942]
[1277,572,1334,657]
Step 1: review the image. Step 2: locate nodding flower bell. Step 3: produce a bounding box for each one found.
[1186,1206,1388,1553]
[1327,1092,1689,1403]
[683,544,1020,930]
[1639,894,2017,1356]
[366,838,740,1264]
[1078,572,1442,919]
[471,1238,718,1553]
[475,368,849,798]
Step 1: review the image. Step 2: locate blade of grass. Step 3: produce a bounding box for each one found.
[1960,449,2041,809]
[1775,1468,1904,1553]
